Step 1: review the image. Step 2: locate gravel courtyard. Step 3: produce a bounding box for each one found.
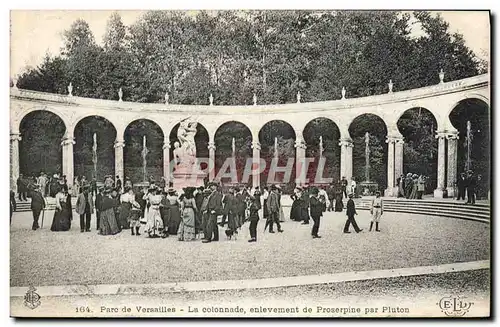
[10,208,490,287]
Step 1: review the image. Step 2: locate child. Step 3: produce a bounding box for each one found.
[129,200,142,236]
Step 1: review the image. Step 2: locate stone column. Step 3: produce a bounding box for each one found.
[393,137,404,196]
[163,137,171,185]
[446,131,459,198]
[339,138,353,184]
[385,137,396,196]
[251,140,261,188]
[434,131,447,198]
[61,134,75,189]
[208,141,216,182]
[114,138,125,185]
[294,137,307,187]
[10,132,21,192]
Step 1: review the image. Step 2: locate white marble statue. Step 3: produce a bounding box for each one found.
[176,118,198,168]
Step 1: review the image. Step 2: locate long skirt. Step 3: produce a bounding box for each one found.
[168,205,181,235]
[118,202,131,229]
[334,195,344,212]
[178,207,196,241]
[50,208,71,231]
[145,207,164,235]
[290,200,301,221]
[99,208,120,235]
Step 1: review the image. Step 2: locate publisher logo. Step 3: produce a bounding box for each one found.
[437,296,474,317]
[23,286,41,310]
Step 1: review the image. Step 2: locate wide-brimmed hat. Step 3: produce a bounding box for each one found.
[348,193,354,198]
[167,187,175,193]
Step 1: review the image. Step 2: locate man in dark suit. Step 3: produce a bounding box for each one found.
[76,185,94,232]
[194,186,205,235]
[465,170,477,204]
[235,187,247,226]
[222,187,238,232]
[266,185,283,233]
[309,187,325,238]
[17,174,27,201]
[341,176,348,199]
[326,183,335,211]
[456,172,467,201]
[344,193,362,233]
[300,186,310,224]
[203,182,223,243]
[30,185,46,230]
[90,177,98,197]
[95,187,104,231]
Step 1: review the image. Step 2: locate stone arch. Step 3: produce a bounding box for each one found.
[214,121,253,184]
[72,113,118,136]
[348,113,388,190]
[15,106,68,134]
[124,119,165,184]
[449,98,490,199]
[19,110,67,177]
[397,107,439,192]
[258,120,297,191]
[73,115,118,181]
[302,117,342,185]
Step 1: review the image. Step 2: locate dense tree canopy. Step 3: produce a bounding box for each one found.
[16,11,487,188]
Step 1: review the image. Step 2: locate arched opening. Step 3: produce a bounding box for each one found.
[258,120,296,192]
[124,119,164,184]
[214,121,252,186]
[449,98,490,199]
[19,110,66,179]
[169,121,209,171]
[303,118,341,185]
[74,116,117,182]
[397,107,438,193]
[348,114,388,191]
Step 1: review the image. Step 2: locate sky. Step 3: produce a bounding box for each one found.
[9,10,490,77]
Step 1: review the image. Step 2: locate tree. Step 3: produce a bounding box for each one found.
[103,12,127,51]
[62,19,97,56]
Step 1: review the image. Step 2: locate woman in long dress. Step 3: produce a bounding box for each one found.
[290,188,302,221]
[334,184,344,212]
[410,174,419,199]
[118,187,133,230]
[165,189,181,235]
[50,187,72,231]
[72,176,80,197]
[99,188,121,235]
[144,188,164,238]
[178,187,198,241]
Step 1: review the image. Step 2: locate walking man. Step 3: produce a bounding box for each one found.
[30,185,45,230]
[344,193,362,233]
[369,191,383,232]
[76,185,94,232]
[309,187,325,239]
[267,185,284,233]
[203,182,223,243]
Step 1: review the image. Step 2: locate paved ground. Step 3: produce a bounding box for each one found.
[11,270,490,317]
[10,207,490,287]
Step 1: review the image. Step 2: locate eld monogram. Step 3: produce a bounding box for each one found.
[437,296,474,317]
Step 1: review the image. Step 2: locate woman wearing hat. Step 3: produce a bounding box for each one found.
[178,187,198,241]
[119,187,134,233]
[50,185,71,232]
[144,187,164,238]
[98,187,120,236]
[164,188,181,236]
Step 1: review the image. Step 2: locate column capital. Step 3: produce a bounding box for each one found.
[339,138,353,147]
[163,138,171,150]
[10,133,22,142]
[445,130,459,140]
[435,131,448,139]
[208,141,216,150]
[114,140,125,148]
[61,137,75,146]
[386,135,404,144]
[294,139,306,149]
[251,141,261,150]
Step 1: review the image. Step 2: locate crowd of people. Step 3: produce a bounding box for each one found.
[13,170,390,241]
[12,167,486,240]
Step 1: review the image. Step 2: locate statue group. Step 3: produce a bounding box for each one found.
[173,118,198,170]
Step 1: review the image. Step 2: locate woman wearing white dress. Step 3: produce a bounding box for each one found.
[72,176,80,197]
[144,187,164,238]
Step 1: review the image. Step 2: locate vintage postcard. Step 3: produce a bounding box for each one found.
[9,9,490,318]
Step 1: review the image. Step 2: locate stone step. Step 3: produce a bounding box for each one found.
[354,202,490,214]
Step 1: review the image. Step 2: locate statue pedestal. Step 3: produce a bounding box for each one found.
[171,165,207,190]
[359,181,379,196]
